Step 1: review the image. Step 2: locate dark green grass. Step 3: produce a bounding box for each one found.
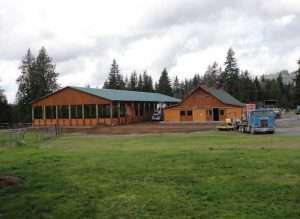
[0,132,300,219]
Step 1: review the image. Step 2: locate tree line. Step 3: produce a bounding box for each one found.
[103,48,300,109]
[0,47,300,124]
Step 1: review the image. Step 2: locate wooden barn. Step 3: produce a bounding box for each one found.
[32,86,180,126]
[164,85,244,122]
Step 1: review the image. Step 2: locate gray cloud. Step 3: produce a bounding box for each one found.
[0,0,300,102]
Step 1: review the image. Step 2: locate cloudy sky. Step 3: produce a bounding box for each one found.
[0,0,300,102]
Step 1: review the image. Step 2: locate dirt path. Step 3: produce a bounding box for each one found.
[64,122,219,135]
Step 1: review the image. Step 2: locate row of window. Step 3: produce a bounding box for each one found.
[180,109,225,117]
[34,104,126,119]
[34,103,155,119]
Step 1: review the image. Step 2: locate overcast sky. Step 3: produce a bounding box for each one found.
[0,0,300,103]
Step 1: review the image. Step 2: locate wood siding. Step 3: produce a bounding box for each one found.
[32,87,156,126]
[32,87,111,107]
[164,87,243,122]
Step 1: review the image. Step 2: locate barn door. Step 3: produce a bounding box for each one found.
[213,108,220,121]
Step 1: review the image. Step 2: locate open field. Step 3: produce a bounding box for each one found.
[1,132,300,218]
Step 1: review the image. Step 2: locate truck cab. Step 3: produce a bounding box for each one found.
[248,109,275,134]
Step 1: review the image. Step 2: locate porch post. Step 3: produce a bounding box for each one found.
[138,103,140,118]
[68,105,71,120]
[118,102,121,125]
[143,103,146,120]
[82,104,85,119]
[110,103,113,126]
[55,106,58,119]
[43,105,46,120]
[96,104,99,120]
[32,107,34,121]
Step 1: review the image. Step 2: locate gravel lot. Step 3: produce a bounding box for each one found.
[275,113,300,135]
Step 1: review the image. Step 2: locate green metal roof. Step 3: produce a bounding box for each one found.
[201,86,244,107]
[70,86,181,103]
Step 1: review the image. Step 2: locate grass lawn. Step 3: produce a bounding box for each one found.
[0,132,300,219]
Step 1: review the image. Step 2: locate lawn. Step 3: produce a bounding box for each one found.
[0,132,300,219]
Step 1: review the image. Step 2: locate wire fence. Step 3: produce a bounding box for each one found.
[0,125,63,147]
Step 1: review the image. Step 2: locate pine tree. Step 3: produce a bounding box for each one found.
[103,59,125,89]
[203,62,221,87]
[16,49,35,105]
[34,47,59,98]
[137,74,143,91]
[239,70,253,102]
[173,76,182,98]
[16,47,59,122]
[142,71,154,92]
[253,76,262,101]
[128,71,138,90]
[0,85,10,123]
[220,48,240,97]
[191,74,202,89]
[294,59,300,105]
[157,68,173,96]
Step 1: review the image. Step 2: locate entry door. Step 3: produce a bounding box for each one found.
[213,108,220,121]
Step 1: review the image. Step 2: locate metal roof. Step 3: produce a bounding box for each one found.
[71,86,181,103]
[201,86,244,107]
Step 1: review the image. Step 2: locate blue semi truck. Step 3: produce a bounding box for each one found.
[238,109,276,134]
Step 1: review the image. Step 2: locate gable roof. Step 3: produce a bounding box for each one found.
[32,86,181,104]
[165,85,244,109]
[200,86,244,107]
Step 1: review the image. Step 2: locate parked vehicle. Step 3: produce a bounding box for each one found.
[263,100,281,118]
[296,105,300,115]
[239,109,275,134]
[152,110,162,121]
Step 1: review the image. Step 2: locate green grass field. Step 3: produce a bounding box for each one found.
[1,132,300,219]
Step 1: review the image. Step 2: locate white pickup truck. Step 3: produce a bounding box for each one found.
[152,110,162,121]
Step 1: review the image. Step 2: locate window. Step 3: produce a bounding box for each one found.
[140,104,144,116]
[180,111,186,116]
[98,104,110,118]
[58,105,69,119]
[112,104,118,118]
[71,105,82,119]
[34,106,43,119]
[187,110,193,116]
[46,106,56,119]
[220,109,224,116]
[120,104,126,117]
[84,104,96,118]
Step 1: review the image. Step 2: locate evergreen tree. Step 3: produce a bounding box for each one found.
[220,48,240,97]
[172,76,182,98]
[294,59,300,105]
[16,49,35,106]
[203,62,221,87]
[0,84,10,123]
[103,59,125,89]
[128,71,138,90]
[142,71,154,92]
[34,47,59,97]
[16,47,59,122]
[137,74,143,91]
[239,70,254,102]
[191,74,201,89]
[253,76,262,101]
[157,68,172,96]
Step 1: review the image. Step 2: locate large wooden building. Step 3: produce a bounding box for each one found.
[32,86,180,126]
[164,85,244,122]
